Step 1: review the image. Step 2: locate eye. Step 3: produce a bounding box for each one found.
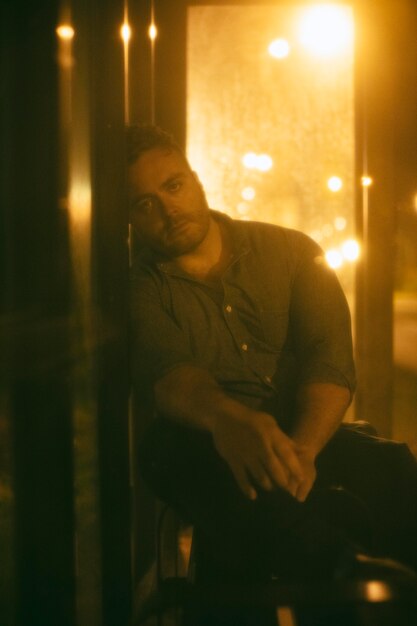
[131,196,156,215]
[166,179,182,192]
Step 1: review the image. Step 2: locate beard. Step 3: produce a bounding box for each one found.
[145,193,212,258]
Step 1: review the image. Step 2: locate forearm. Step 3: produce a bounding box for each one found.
[290,382,352,458]
[154,364,250,433]
[154,364,306,500]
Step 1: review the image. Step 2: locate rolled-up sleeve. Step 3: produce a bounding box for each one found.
[288,234,356,394]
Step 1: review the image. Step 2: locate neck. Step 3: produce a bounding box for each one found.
[174,217,232,281]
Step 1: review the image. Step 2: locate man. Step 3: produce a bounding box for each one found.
[128,124,417,606]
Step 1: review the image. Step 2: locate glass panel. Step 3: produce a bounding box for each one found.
[187,3,355,295]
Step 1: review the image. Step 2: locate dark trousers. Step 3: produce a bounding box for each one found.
[138,420,417,583]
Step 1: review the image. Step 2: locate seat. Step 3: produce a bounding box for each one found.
[134,505,417,626]
[133,421,417,625]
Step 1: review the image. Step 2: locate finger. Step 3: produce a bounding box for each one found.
[295,479,313,503]
[248,461,274,492]
[262,451,291,491]
[272,436,304,482]
[287,475,302,499]
[296,467,317,502]
[230,463,258,500]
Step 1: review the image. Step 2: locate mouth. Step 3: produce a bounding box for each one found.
[167,220,191,236]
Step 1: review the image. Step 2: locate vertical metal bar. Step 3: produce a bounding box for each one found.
[126,1,156,602]
[122,1,131,126]
[2,1,132,624]
[149,0,156,124]
[128,0,189,607]
[64,0,103,622]
[127,0,152,125]
[153,0,187,147]
[1,1,76,624]
[354,0,402,436]
[61,0,131,622]
[88,0,132,622]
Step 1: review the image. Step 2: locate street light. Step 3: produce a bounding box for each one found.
[298,4,354,57]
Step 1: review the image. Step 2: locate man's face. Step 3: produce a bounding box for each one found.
[128,147,211,258]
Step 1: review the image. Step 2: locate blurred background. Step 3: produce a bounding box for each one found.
[1,0,416,624]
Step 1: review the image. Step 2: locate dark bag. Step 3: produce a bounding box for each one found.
[316,421,417,569]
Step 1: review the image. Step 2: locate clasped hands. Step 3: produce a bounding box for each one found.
[212,410,316,503]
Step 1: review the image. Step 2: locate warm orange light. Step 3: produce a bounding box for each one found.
[334,216,347,231]
[148,23,157,40]
[258,154,273,172]
[361,175,373,187]
[237,202,251,216]
[56,24,75,40]
[241,186,256,201]
[322,223,334,237]
[341,239,360,262]
[325,248,343,269]
[310,230,323,243]
[324,239,359,269]
[120,23,131,43]
[268,38,290,59]
[69,181,92,224]
[242,152,258,169]
[298,4,354,57]
[327,176,343,192]
[242,152,273,172]
[364,581,393,602]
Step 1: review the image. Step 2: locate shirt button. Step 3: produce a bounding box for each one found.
[241,343,248,351]
[225,305,232,313]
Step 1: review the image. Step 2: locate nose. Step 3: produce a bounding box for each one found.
[157,194,180,219]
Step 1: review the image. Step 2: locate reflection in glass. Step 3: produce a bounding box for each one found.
[187,4,354,290]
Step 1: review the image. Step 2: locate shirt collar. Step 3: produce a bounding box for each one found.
[135,209,251,276]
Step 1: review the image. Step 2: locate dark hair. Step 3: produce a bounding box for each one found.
[126,124,184,165]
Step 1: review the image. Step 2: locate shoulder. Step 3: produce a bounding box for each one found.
[130,256,156,282]
[129,255,166,301]
[231,217,323,262]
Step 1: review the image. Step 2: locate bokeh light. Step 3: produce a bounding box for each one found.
[148,23,157,40]
[364,581,393,603]
[361,175,373,187]
[257,154,273,171]
[187,4,355,292]
[56,24,75,40]
[325,248,343,269]
[241,186,256,201]
[69,181,92,225]
[242,152,258,169]
[120,23,131,42]
[298,4,354,57]
[268,38,291,59]
[334,216,347,231]
[341,238,360,261]
[327,176,343,192]
[242,152,273,172]
[324,239,360,269]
